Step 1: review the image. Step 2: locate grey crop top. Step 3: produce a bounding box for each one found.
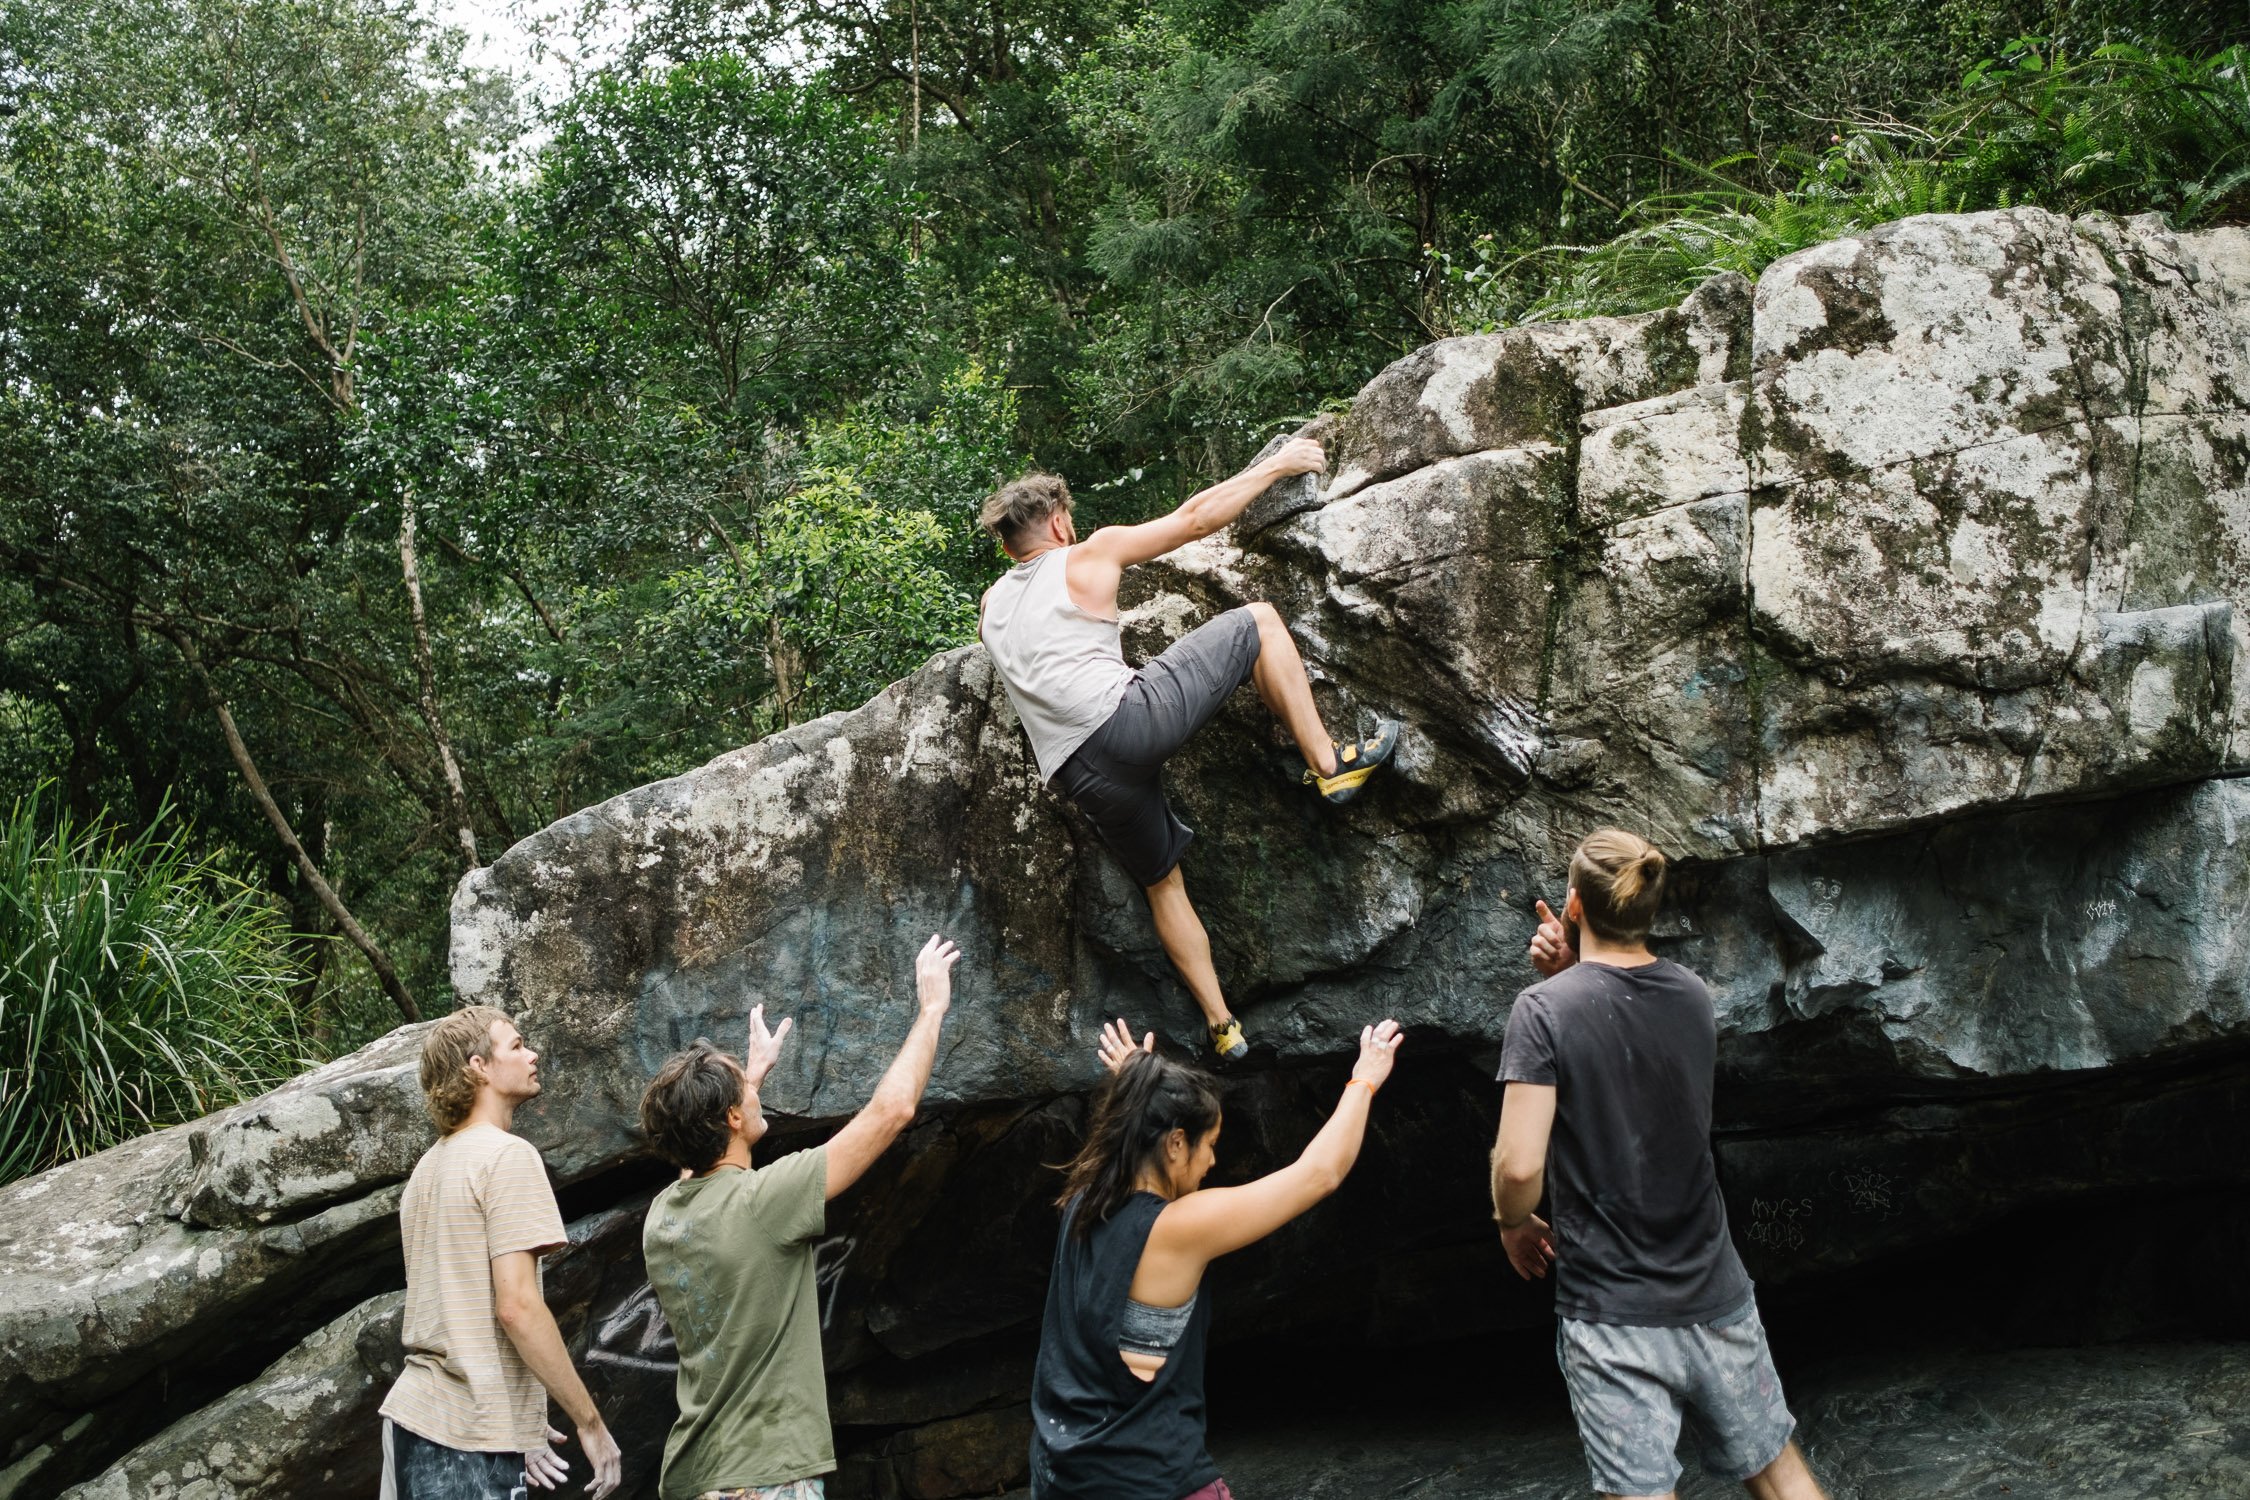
[1119,1292,1199,1358]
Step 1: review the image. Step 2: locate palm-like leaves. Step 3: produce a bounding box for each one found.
[0,788,307,1184]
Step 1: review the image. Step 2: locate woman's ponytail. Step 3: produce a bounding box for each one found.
[1056,1049,1222,1237]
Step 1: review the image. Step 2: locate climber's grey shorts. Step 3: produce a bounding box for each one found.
[1557,1296,1796,1496]
[1050,607,1263,888]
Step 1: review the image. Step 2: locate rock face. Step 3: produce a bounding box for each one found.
[6,207,2250,1500]
[54,1293,407,1500]
[1046,1340,2250,1499]
[44,1195,665,1500]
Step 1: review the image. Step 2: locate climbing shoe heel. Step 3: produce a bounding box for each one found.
[1306,718,1401,804]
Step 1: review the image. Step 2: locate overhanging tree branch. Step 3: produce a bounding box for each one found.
[433,531,569,646]
[166,634,422,1024]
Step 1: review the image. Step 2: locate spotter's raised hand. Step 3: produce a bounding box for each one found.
[1097,1016,1156,1074]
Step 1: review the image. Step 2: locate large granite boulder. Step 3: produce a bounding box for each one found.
[53,1293,407,1500]
[8,207,2250,1500]
[442,206,2240,1148]
[0,1129,409,1499]
[46,1193,663,1500]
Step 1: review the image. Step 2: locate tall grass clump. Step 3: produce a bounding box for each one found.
[1443,39,2250,328]
[0,787,308,1184]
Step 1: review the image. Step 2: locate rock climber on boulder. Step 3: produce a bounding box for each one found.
[978,440,1400,1060]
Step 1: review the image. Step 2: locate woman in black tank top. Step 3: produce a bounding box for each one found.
[1029,1015,1405,1499]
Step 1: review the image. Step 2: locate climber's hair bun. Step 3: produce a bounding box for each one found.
[1569,827,1669,945]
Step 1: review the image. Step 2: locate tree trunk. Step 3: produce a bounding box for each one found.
[294,917,334,1046]
[768,614,804,728]
[180,648,422,1023]
[399,500,480,869]
[286,806,336,1042]
[62,662,148,826]
[909,0,923,260]
[1413,158,1441,334]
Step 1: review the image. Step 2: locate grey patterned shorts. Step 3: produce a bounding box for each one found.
[696,1483,823,1500]
[1557,1296,1796,1496]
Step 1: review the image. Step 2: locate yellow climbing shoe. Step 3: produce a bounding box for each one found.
[1209,1016,1250,1061]
[1305,719,1401,804]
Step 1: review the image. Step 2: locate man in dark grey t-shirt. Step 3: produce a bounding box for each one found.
[1493,829,1828,1500]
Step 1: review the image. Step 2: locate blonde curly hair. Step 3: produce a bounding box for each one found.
[420,1005,515,1133]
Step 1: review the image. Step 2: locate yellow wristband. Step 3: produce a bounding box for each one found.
[1346,1078,1377,1098]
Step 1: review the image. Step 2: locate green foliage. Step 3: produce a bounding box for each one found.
[1,0,518,1014]
[1443,39,2250,327]
[538,59,915,423]
[2,0,2241,1161]
[1939,39,2250,224]
[1054,0,1657,468]
[342,55,946,797]
[625,361,1023,733]
[801,361,1030,594]
[0,788,308,1184]
[652,482,965,728]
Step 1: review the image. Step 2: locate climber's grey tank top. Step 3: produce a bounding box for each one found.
[980,547,1135,783]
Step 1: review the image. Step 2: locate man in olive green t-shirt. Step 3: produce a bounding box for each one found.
[639,935,963,1500]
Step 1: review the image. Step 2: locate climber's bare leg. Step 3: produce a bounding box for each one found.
[1740,1443,1827,1500]
[1145,867,1229,1029]
[1245,601,1339,778]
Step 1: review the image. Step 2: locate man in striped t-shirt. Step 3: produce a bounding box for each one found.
[379,1007,623,1500]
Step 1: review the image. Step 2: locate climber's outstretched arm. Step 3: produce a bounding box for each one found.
[1066,439,1328,609]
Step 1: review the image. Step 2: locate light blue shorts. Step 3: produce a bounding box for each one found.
[1557,1296,1796,1496]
